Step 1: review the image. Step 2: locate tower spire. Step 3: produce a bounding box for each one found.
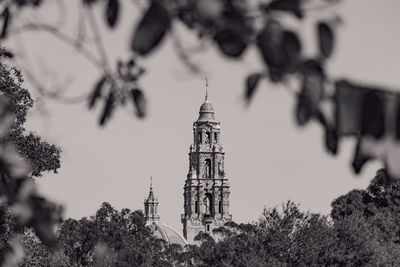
[205,78,209,102]
[144,175,159,222]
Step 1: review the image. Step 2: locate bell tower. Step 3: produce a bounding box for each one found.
[181,85,232,244]
[144,177,160,222]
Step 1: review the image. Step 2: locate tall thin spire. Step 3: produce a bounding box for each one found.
[144,175,159,222]
[205,78,209,101]
[150,175,153,190]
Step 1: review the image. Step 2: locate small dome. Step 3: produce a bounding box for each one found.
[149,222,187,246]
[200,101,214,113]
[197,99,217,122]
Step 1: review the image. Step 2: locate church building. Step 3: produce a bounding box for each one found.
[143,90,232,245]
[181,92,232,244]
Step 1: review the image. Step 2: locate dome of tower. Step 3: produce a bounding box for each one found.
[197,99,217,122]
[200,100,214,113]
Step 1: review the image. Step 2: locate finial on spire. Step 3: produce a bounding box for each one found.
[205,78,209,101]
[150,175,153,190]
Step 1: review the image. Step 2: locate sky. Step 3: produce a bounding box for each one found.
[7,0,400,232]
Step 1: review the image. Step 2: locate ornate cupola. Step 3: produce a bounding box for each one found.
[144,177,160,222]
[143,177,187,246]
[182,81,232,244]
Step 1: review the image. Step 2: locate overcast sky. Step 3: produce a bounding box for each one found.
[10,0,400,232]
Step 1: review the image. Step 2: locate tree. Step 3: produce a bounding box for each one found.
[0,47,61,177]
[20,229,71,267]
[176,201,338,266]
[330,169,400,265]
[13,171,400,266]
[0,48,62,266]
[55,202,171,266]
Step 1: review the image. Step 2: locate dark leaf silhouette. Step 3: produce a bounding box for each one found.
[82,0,98,6]
[317,22,334,58]
[301,59,325,76]
[296,93,312,125]
[325,126,338,154]
[245,73,261,102]
[31,0,42,6]
[105,0,119,28]
[257,22,301,82]
[88,75,107,109]
[360,90,384,139]
[283,30,301,65]
[264,0,303,19]
[131,1,170,56]
[0,8,10,39]
[257,20,284,68]
[214,28,247,58]
[99,91,115,126]
[130,88,146,118]
[295,60,324,126]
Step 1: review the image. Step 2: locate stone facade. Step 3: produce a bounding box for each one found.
[181,94,232,244]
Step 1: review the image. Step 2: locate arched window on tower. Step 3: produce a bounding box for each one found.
[195,201,199,214]
[198,132,202,145]
[205,159,212,178]
[205,132,211,144]
[204,193,212,216]
[214,132,218,144]
[219,201,222,214]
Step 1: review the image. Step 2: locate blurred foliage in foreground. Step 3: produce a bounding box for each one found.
[0,0,398,178]
[0,47,62,266]
[1,169,400,266]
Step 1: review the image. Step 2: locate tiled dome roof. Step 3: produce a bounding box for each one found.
[197,99,217,122]
[200,101,214,113]
[149,222,187,247]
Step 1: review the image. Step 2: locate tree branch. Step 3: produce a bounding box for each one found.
[84,5,112,74]
[11,23,103,68]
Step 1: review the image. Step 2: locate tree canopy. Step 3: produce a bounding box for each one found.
[0,48,62,265]
[10,169,400,266]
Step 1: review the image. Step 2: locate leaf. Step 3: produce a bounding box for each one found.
[105,0,119,28]
[130,89,146,118]
[245,73,261,103]
[283,30,301,64]
[89,76,107,109]
[131,1,170,56]
[214,28,247,58]
[360,90,384,139]
[0,7,10,39]
[257,21,299,82]
[99,91,115,126]
[256,20,284,68]
[264,0,303,19]
[296,93,312,125]
[325,125,338,154]
[295,62,325,126]
[83,0,97,6]
[301,59,324,76]
[317,22,334,58]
